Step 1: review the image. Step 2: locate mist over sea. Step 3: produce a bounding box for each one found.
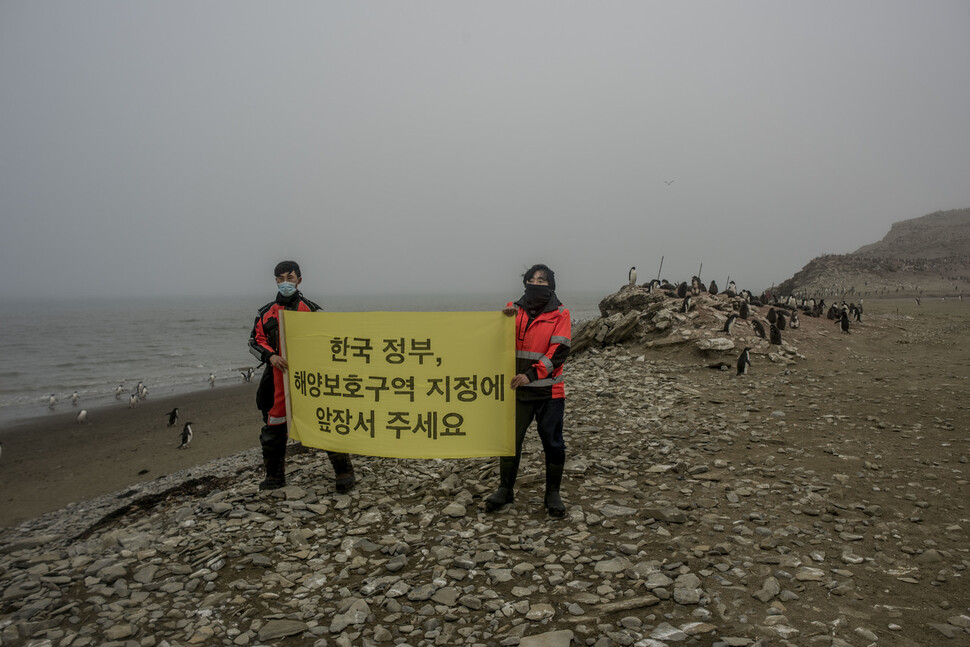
[0,291,604,427]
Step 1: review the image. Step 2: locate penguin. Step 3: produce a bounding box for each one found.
[135,381,144,397]
[721,313,737,334]
[752,319,766,339]
[48,394,57,410]
[681,296,692,313]
[676,282,687,299]
[737,347,752,375]
[766,308,777,324]
[208,373,216,387]
[739,302,750,320]
[776,311,787,331]
[628,266,637,287]
[708,280,719,296]
[789,310,800,329]
[138,384,148,400]
[115,384,124,399]
[129,394,137,408]
[839,311,851,334]
[769,323,782,345]
[76,409,87,424]
[71,391,80,406]
[728,280,737,293]
[166,408,179,427]
[179,422,193,449]
[247,367,255,382]
[915,296,921,306]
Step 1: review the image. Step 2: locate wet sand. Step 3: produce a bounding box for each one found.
[0,383,263,528]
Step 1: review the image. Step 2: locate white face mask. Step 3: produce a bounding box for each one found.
[277,281,297,297]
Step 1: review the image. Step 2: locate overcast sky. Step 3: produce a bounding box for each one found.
[2,1,968,301]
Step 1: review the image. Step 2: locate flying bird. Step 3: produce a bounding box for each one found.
[664,179,675,185]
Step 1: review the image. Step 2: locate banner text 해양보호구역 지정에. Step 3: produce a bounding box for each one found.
[281,310,516,459]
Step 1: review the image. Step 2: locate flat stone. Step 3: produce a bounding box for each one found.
[258,619,308,641]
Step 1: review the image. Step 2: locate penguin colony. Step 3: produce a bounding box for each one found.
[621,267,869,378]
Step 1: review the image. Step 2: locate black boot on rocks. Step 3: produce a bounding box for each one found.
[259,450,286,490]
[544,461,566,518]
[485,456,519,512]
[258,425,287,490]
[328,452,356,493]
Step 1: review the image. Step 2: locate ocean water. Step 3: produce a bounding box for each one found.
[0,291,603,427]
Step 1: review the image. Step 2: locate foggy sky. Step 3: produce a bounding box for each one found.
[2,1,969,301]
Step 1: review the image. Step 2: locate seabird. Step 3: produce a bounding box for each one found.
[208,373,216,387]
[628,266,637,287]
[166,407,179,427]
[77,410,87,424]
[71,391,80,406]
[179,422,194,449]
[48,394,57,410]
[115,385,124,399]
[664,179,675,185]
[737,347,752,375]
[129,394,137,408]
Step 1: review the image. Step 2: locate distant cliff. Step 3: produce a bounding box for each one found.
[776,208,970,298]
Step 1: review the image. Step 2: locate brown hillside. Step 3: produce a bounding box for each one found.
[777,208,970,299]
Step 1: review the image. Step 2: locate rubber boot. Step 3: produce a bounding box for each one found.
[544,461,566,518]
[328,452,356,493]
[485,456,519,512]
[258,426,286,490]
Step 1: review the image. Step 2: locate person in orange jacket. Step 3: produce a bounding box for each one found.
[485,263,571,517]
[248,260,356,492]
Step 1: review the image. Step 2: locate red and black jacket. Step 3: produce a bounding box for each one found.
[248,291,321,365]
[510,295,571,400]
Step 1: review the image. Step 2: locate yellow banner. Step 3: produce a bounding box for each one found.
[280,311,516,459]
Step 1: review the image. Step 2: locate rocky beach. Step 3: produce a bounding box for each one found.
[1,293,968,647]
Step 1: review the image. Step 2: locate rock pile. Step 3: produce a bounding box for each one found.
[1,298,968,647]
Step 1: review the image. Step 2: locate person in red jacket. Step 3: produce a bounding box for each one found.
[485,263,571,517]
[248,260,356,492]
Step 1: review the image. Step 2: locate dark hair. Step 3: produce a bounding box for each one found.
[523,263,556,290]
[274,260,301,278]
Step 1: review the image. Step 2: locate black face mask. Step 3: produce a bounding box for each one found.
[521,284,553,311]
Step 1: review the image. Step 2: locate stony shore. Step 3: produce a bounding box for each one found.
[1,296,967,647]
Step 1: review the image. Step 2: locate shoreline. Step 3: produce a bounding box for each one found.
[0,383,265,528]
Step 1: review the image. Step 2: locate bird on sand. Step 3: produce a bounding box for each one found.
[166,408,179,427]
[77,410,87,424]
[179,422,194,449]
[48,394,57,410]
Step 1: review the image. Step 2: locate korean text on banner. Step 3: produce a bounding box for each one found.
[280,311,516,459]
